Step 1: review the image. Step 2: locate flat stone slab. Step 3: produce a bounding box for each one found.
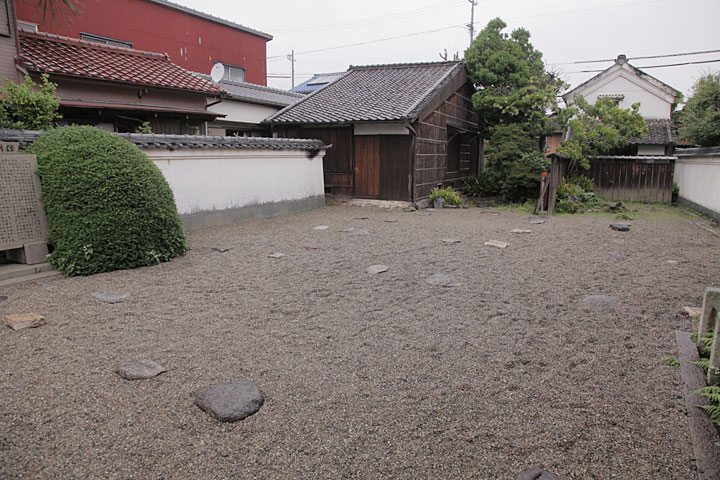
[367,264,389,275]
[511,228,532,234]
[313,225,330,231]
[300,244,320,250]
[267,252,286,259]
[353,229,372,236]
[194,380,264,423]
[116,360,167,380]
[683,306,702,318]
[92,292,131,304]
[339,227,355,232]
[0,295,7,303]
[610,223,631,231]
[440,238,461,244]
[516,469,568,480]
[529,219,546,224]
[353,216,369,220]
[583,295,619,307]
[383,219,398,223]
[253,238,269,244]
[426,273,459,287]
[484,240,509,249]
[211,246,232,252]
[4,313,46,331]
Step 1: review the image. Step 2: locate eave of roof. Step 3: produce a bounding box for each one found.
[59,99,224,117]
[144,0,272,40]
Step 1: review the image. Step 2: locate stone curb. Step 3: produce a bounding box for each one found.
[675,330,720,480]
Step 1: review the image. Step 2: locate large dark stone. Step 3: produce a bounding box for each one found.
[194,380,264,422]
[516,469,568,480]
[610,223,631,231]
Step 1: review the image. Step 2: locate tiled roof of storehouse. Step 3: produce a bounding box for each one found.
[267,62,466,124]
[562,119,675,145]
[18,31,222,94]
[195,74,302,107]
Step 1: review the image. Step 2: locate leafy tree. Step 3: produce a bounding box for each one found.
[0,74,61,130]
[464,17,565,137]
[678,73,720,147]
[556,96,647,170]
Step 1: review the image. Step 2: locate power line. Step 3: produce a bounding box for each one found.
[267,25,463,60]
[566,58,720,74]
[551,49,720,66]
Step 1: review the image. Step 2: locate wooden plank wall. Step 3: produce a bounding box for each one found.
[588,159,674,203]
[379,136,411,201]
[277,126,354,197]
[413,84,479,200]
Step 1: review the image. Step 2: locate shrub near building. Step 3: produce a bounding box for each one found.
[29,126,187,276]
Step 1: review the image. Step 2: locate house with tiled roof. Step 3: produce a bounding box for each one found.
[267,61,480,201]
[290,72,344,94]
[16,30,223,134]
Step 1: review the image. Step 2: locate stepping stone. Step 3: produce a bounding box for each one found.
[4,313,46,331]
[194,380,264,423]
[416,212,431,216]
[529,219,545,224]
[339,227,355,232]
[353,229,372,236]
[212,246,232,252]
[300,244,320,250]
[92,292,131,304]
[253,238,269,244]
[426,273,459,287]
[484,240,509,249]
[511,228,532,234]
[610,223,630,231]
[666,259,679,264]
[0,295,7,303]
[583,295,619,307]
[383,219,398,223]
[682,306,702,318]
[116,360,166,380]
[313,225,330,231]
[267,252,286,259]
[441,238,461,244]
[367,265,389,275]
[480,210,502,215]
[354,216,369,220]
[516,469,568,480]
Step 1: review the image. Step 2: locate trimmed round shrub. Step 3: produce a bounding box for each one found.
[29,126,187,276]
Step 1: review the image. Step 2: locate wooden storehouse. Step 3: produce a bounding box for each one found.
[266,62,480,202]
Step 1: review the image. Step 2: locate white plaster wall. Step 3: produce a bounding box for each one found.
[207,99,280,124]
[144,148,326,215]
[674,154,720,214]
[354,123,409,135]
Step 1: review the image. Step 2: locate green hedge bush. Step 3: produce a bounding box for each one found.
[29,126,187,276]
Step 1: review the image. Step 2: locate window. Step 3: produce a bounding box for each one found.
[80,32,132,48]
[220,63,245,83]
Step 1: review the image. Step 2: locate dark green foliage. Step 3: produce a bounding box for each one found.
[694,386,720,427]
[29,126,187,276]
[555,175,602,214]
[692,358,710,374]
[557,96,648,170]
[504,151,550,202]
[462,171,502,197]
[678,73,720,147]
[0,74,61,130]
[429,186,463,206]
[464,18,565,137]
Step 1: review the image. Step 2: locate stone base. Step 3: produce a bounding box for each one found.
[5,242,49,265]
[180,196,326,232]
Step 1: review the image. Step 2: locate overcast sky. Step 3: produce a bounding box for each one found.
[175,0,720,101]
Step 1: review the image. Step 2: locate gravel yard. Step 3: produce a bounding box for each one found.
[1,203,718,479]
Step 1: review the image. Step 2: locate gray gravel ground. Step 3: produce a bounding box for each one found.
[1,203,718,479]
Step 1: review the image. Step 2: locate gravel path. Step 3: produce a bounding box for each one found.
[1,204,717,479]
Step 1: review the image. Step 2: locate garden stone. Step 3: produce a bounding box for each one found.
[0,295,7,303]
[194,380,264,422]
[92,292,131,304]
[301,244,320,250]
[516,469,568,480]
[610,223,631,231]
[116,360,166,380]
[313,225,330,231]
[529,219,545,224]
[416,212,431,216]
[583,295,619,307]
[367,265,389,275]
[383,219,398,223]
[253,238,269,244]
[354,216,369,220]
[484,240,509,249]
[480,210,502,215]
[441,238,461,244]
[426,273,459,287]
[529,216,546,224]
[212,246,232,252]
[4,313,46,331]
[683,306,702,318]
[340,227,355,232]
[433,198,444,209]
[511,228,532,234]
[353,229,372,236]
[426,208,436,212]
[267,252,286,259]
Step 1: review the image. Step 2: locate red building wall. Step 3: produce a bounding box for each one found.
[14,0,269,85]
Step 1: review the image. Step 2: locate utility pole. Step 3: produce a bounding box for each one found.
[287,50,296,88]
[467,0,478,46]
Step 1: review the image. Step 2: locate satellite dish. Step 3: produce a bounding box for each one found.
[210,63,225,83]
